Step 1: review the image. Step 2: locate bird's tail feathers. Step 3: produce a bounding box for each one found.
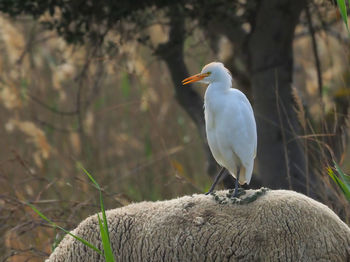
[241,161,254,185]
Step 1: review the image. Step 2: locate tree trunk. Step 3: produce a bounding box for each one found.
[248,0,309,193]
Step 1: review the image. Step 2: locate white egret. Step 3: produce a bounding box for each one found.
[182,62,257,197]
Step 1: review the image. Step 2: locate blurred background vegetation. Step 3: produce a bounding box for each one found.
[1,0,350,261]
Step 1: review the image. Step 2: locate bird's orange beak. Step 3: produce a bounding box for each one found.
[182,73,210,85]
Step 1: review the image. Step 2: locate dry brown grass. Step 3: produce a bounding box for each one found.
[0,16,210,261]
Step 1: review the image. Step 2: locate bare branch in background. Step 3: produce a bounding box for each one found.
[28,94,78,116]
[305,2,323,99]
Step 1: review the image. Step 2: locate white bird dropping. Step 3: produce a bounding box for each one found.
[182,62,257,197]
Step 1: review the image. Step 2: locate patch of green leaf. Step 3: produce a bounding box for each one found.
[94,96,105,110]
[20,78,28,102]
[121,72,131,99]
[144,134,152,159]
[336,0,349,31]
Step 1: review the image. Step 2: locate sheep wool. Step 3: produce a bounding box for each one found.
[47,189,350,261]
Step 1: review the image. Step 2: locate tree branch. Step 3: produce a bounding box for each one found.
[305,2,323,98]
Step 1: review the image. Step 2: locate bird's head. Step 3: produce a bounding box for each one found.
[182,62,232,86]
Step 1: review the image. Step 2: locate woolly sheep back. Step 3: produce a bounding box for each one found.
[47,189,350,261]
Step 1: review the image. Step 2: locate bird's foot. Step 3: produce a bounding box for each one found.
[233,187,238,198]
[228,188,245,198]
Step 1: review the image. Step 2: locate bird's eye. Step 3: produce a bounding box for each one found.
[207,72,211,76]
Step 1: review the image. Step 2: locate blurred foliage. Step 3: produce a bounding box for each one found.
[0,0,246,44]
[0,0,169,43]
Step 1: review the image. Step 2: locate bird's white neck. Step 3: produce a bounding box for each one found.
[204,68,233,106]
[206,77,232,94]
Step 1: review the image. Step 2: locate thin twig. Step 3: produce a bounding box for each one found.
[28,93,78,116]
[274,70,292,190]
[33,117,76,133]
[305,2,323,99]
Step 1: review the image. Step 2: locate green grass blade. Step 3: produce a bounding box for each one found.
[78,163,111,243]
[100,191,111,242]
[98,214,115,262]
[55,226,103,255]
[334,161,350,187]
[78,163,115,261]
[337,0,349,31]
[328,168,350,202]
[29,203,53,223]
[99,192,114,260]
[77,162,100,190]
[28,203,102,255]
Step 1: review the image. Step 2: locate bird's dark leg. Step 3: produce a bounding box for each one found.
[233,167,241,197]
[205,167,227,195]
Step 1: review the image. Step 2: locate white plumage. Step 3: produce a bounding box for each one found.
[182,62,257,195]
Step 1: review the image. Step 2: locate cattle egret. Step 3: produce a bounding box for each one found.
[182,62,257,197]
